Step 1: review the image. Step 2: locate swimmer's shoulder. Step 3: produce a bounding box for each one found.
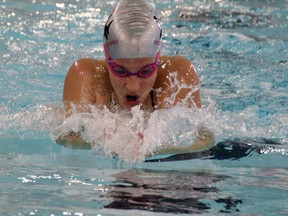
[63,58,111,105]
[66,58,108,78]
[159,55,195,71]
[155,55,201,108]
[158,55,198,80]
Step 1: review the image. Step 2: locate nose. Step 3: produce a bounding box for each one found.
[125,76,140,92]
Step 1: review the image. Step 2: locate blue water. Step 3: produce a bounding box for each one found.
[1,0,288,215]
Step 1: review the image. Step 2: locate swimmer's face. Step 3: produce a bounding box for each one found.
[108,57,158,109]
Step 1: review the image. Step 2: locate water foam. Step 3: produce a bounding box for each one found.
[0,102,287,163]
[52,105,213,163]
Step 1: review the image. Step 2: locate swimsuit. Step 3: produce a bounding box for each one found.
[150,90,156,109]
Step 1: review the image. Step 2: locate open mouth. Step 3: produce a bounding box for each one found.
[126,95,139,101]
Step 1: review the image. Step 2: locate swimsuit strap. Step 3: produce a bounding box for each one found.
[150,90,156,109]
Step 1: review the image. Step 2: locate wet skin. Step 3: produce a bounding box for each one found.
[58,56,214,153]
[62,55,202,113]
[108,57,158,109]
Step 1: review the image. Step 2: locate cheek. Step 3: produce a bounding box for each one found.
[109,73,122,89]
[144,73,157,88]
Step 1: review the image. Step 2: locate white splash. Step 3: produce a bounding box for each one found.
[0,102,287,163]
[51,104,217,163]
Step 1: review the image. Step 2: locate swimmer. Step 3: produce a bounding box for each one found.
[58,0,214,154]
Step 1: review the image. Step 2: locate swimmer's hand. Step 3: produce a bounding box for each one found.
[153,126,215,155]
[56,132,91,149]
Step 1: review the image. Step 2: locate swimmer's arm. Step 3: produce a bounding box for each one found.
[63,58,94,116]
[56,132,92,149]
[153,127,215,155]
[57,59,109,148]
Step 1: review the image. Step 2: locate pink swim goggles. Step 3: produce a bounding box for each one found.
[104,44,161,78]
[107,58,160,78]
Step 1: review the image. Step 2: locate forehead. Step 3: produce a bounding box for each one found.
[113,57,154,67]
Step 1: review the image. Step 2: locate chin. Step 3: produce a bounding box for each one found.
[124,101,141,109]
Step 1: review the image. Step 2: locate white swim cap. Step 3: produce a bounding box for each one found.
[103,0,162,59]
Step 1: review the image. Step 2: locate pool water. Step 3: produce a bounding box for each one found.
[1,0,288,215]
